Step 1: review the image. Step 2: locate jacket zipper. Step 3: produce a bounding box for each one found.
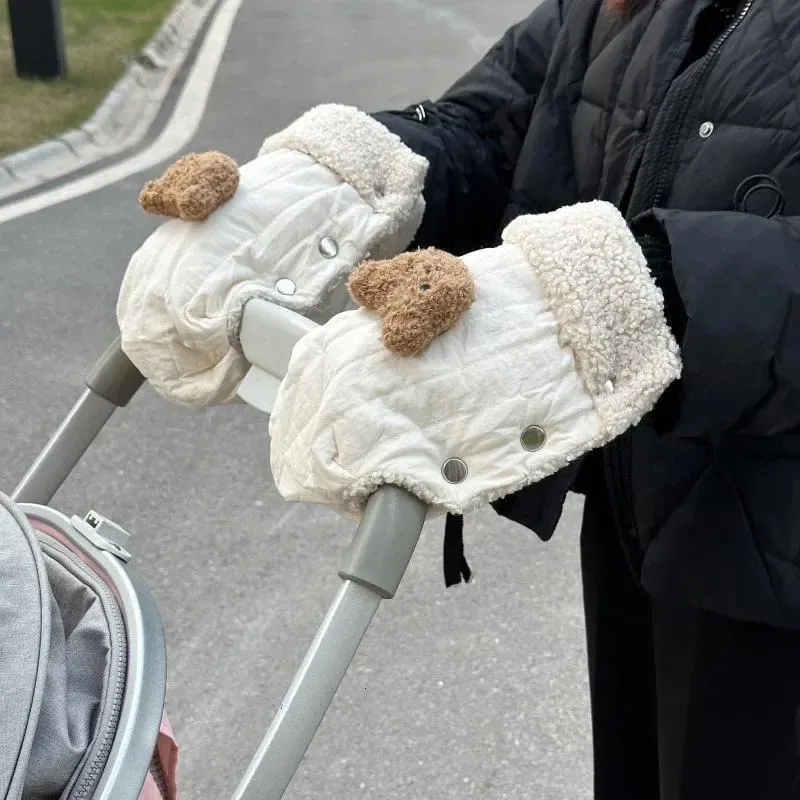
[38,537,128,800]
[606,0,753,566]
[649,0,754,208]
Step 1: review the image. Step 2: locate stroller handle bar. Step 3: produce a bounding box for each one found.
[236,298,320,414]
[12,298,314,505]
[12,338,144,505]
[14,297,432,800]
[232,486,428,800]
[86,338,147,408]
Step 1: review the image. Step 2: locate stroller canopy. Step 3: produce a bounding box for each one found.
[0,492,169,800]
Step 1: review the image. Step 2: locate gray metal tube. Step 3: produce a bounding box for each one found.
[231,486,428,800]
[13,337,144,504]
[338,485,428,598]
[85,337,145,408]
[12,388,116,505]
[232,580,381,800]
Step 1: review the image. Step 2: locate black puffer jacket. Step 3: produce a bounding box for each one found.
[375,0,800,630]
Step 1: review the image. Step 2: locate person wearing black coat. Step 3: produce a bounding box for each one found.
[372,0,800,796]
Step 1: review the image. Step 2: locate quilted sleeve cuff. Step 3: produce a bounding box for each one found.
[259,104,428,259]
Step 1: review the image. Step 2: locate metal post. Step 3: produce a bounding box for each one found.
[7,0,67,80]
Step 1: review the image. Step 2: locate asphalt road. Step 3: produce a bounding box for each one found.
[0,1,593,797]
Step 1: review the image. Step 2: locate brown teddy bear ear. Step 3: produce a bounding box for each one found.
[381,306,439,357]
[138,151,239,220]
[177,183,223,222]
[348,257,406,311]
[138,179,168,217]
[380,273,475,357]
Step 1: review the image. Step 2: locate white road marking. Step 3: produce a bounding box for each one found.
[0,0,245,227]
[0,0,493,228]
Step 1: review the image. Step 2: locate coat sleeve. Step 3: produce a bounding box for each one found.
[372,0,563,255]
[647,209,800,438]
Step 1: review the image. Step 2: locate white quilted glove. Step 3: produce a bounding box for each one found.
[269,201,682,517]
[117,105,427,407]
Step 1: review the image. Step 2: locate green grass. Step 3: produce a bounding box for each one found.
[0,0,176,155]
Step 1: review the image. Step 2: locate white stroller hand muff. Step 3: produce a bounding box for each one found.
[116,105,428,407]
[268,201,683,517]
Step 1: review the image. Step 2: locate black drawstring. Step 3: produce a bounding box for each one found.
[443,513,472,587]
[733,174,785,218]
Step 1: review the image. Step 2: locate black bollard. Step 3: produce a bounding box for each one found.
[7,0,67,80]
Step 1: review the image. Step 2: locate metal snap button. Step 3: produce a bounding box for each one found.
[521,426,547,452]
[275,278,296,296]
[442,458,468,484]
[319,237,339,259]
[699,121,714,139]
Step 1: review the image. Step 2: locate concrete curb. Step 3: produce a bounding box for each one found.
[0,0,221,202]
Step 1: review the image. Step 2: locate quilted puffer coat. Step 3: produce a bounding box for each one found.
[374,0,800,629]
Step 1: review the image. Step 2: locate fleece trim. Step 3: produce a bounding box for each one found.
[503,201,683,440]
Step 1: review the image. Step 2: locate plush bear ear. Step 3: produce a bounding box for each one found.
[176,183,221,222]
[380,271,475,356]
[138,151,239,220]
[138,179,168,216]
[353,248,475,356]
[381,304,439,357]
[348,256,408,311]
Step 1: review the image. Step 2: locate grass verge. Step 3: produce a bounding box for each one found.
[0,0,176,155]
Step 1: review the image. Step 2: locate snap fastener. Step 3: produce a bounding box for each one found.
[699,121,714,139]
[521,425,547,452]
[319,237,339,259]
[275,278,296,296]
[442,458,468,484]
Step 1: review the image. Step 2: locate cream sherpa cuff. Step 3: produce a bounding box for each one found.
[503,201,683,443]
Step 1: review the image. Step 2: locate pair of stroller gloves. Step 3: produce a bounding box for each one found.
[118,104,681,520]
